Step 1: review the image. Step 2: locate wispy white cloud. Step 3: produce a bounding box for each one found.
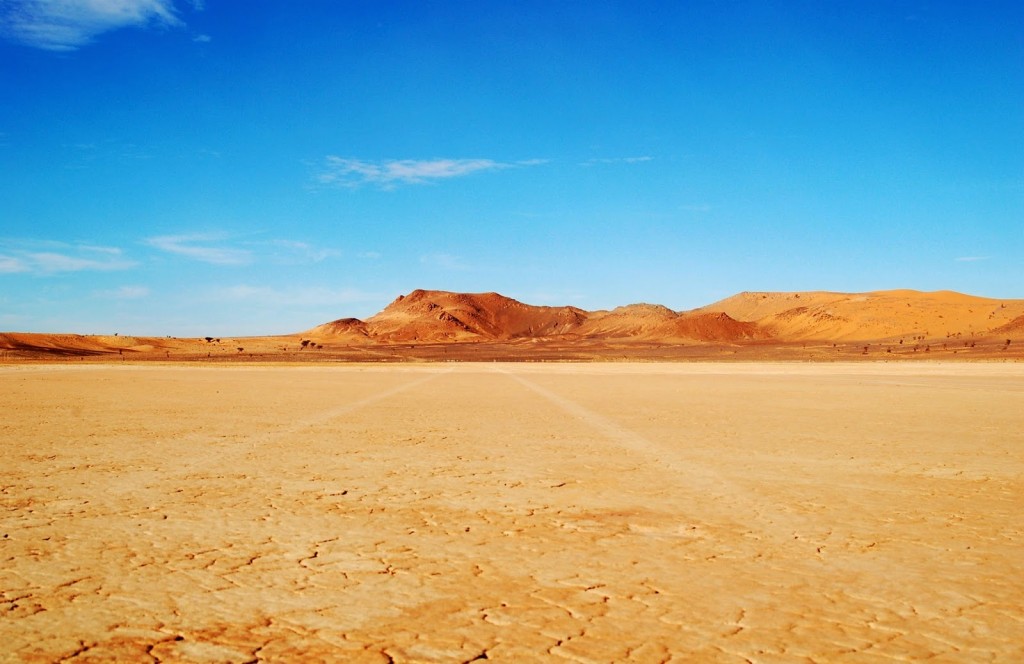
[0,240,135,274]
[266,239,338,263]
[146,234,253,266]
[315,157,543,189]
[146,234,340,266]
[26,251,136,272]
[1,0,182,51]
[79,244,124,255]
[0,254,29,273]
[581,156,654,166]
[191,32,209,42]
[358,251,382,260]
[420,252,470,271]
[955,256,990,262]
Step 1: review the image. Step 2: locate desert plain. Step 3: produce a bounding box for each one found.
[2,361,1022,662]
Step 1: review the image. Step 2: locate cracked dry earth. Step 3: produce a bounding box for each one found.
[1,363,1022,663]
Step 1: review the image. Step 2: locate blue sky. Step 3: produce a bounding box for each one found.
[1,1,1022,335]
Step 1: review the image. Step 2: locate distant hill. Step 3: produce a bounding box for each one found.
[305,288,1024,344]
[698,289,1024,342]
[3,288,1022,359]
[362,289,589,342]
[307,289,771,343]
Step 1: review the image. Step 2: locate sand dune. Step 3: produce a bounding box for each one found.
[0,332,175,356]
[2,288,1022,361]
[702,289,1024,341]
[573,303,678,338]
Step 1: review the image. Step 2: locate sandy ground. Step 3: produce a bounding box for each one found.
[2,363,1022,662]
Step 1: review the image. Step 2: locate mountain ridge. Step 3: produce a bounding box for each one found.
[3,288,1022,361]
[304,288,1024,344]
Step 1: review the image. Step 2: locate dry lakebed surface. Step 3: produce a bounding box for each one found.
[2,362,1022,662]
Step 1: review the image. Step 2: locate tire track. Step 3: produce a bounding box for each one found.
[178,367,453,472]
[496,367,816,542]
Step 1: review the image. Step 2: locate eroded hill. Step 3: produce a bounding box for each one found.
[3,288,1022,361]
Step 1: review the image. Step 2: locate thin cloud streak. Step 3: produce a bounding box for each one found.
[0,240,136,274]
[581,156,654,166]
[955,256,990,262]
[1,0,182,51]
[146,234,253,266]
[315,157,544,189]
[26,251,136,272]
[267,239,338,263]
[79,244,125,255]
[145,234,340,266]
[0,255,29,273]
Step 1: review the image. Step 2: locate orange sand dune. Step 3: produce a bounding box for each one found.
[701,289,1024,341]
[574,303,678,338]
[0,332,174,355]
